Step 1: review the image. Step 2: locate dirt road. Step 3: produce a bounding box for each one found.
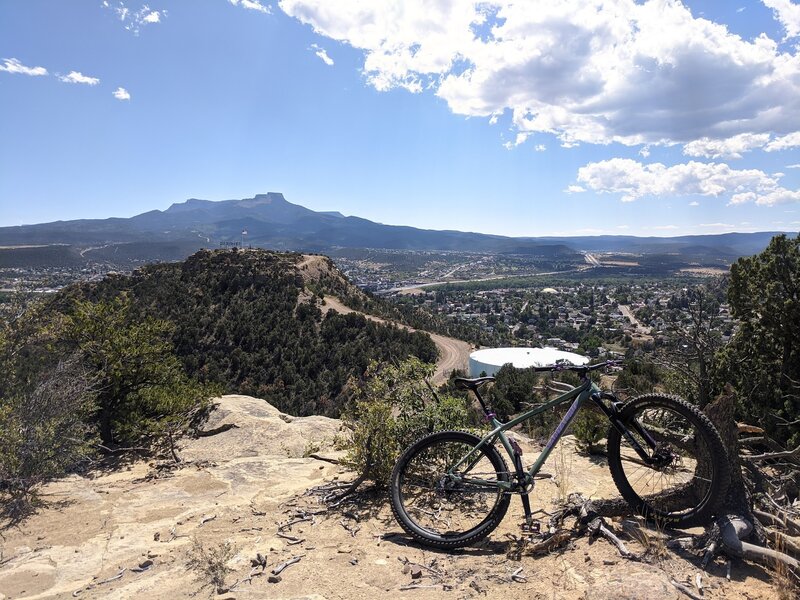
[619,304,652,335]
[322,295,470,383]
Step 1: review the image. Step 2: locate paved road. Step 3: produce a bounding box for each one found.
[378,267,594,295]
[322,295,470,384]
[619,304,652,335]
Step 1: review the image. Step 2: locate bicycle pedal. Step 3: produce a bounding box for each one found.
[520,520,541,534]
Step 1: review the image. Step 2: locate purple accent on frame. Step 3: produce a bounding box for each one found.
[542,396,583,452]
[484,412,496,422]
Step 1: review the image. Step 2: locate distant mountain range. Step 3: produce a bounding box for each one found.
[0,192,794,267]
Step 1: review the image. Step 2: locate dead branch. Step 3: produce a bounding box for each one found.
[278,516,312,531]
[526,530,573,555]
[718,515,799,578]
[96,444,149,454]
[738,423,765,434]
[670,578,703,600]
[747,445,800,464]
[271,555,303,576]
[586,517,638,560]
[398,584,443,591]
[762,528,800,557]
[195,423,239,437]
[340,518,361,537]
[307,453,340,465]
[754,509,800,536]
[99,568,126,585]
[398,556,444,579]
[229,567,264,590]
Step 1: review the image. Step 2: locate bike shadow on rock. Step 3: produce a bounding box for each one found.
[380,532,509,557]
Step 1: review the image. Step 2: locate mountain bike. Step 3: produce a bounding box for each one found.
[389,361,730,549]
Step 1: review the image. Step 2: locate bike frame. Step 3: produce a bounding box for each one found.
[448,376,657,495]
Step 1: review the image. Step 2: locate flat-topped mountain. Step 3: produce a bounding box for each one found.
[0,192,574,256]
[0,193,792,268]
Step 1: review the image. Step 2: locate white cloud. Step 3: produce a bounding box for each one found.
[650,225,679,230]
[0,58,47,76]
[697,222,735,228]
[729,191,757,205]
[229,0,271,13]
[59,71,100,85]
[565,185,586,193]
[689,201,700,206]
[113,87,131,100]
[503,132,529,149]
[753,188,800,205]
[279,0,800,148]
[310,44,334,66]
[683,133,771,159]
[762,0,800,38]
[680,131,800,157]
[765,131,800,151]
[104,2,167,34]
[787,163,800,168]
[575,157,800,206]
[142,10,161,23]
[534,144,546,152]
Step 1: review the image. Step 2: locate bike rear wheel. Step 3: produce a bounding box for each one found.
[390,431,511,549]
[607,394,729,528]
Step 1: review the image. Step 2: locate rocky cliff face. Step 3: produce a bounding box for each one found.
[0,396,781,600]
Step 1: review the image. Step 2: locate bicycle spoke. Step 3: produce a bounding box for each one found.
[397,438,505,537]
[615,403,715,518]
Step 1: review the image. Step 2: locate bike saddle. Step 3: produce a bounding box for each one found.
[454,376,495,391]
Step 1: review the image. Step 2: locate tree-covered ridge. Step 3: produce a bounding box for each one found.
[55,249,437,417]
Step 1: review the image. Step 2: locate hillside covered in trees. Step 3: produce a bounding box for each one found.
[53,249,437,417]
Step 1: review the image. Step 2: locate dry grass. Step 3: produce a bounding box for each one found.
[771,534,799,600]
[186,538,238,594]
[623,517,668,562]
[552,442,573,504]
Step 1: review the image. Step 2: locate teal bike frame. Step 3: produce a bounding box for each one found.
[449,378,598,493]
[449,364,658,525]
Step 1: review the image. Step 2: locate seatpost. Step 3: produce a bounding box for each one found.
[472,389,493,419]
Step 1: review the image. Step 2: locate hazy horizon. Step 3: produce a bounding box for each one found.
[4,191,798,240]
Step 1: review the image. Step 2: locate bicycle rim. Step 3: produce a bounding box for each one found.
[395,435,508,540]
[611,399,719,523]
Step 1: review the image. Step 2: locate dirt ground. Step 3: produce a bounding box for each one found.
[0,396,786,600]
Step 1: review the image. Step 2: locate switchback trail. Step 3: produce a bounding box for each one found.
[322,295,470,384]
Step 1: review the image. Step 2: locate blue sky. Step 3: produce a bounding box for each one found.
[1,0,800,237]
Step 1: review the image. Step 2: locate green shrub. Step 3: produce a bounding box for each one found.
[0,358,95,521]
[63,296,218,449]
[342,357,476,487]
[571,407,607,454]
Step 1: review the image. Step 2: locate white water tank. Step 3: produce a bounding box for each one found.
[468,347,589,377]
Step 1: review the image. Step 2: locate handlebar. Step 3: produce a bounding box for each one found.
[530,360,621,374]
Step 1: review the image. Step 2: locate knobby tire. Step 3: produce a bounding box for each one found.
[607,394,730,528]
[390,430,511,549]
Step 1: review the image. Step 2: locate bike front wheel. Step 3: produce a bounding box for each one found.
[607,394,730,528]
[390,431,511,549]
